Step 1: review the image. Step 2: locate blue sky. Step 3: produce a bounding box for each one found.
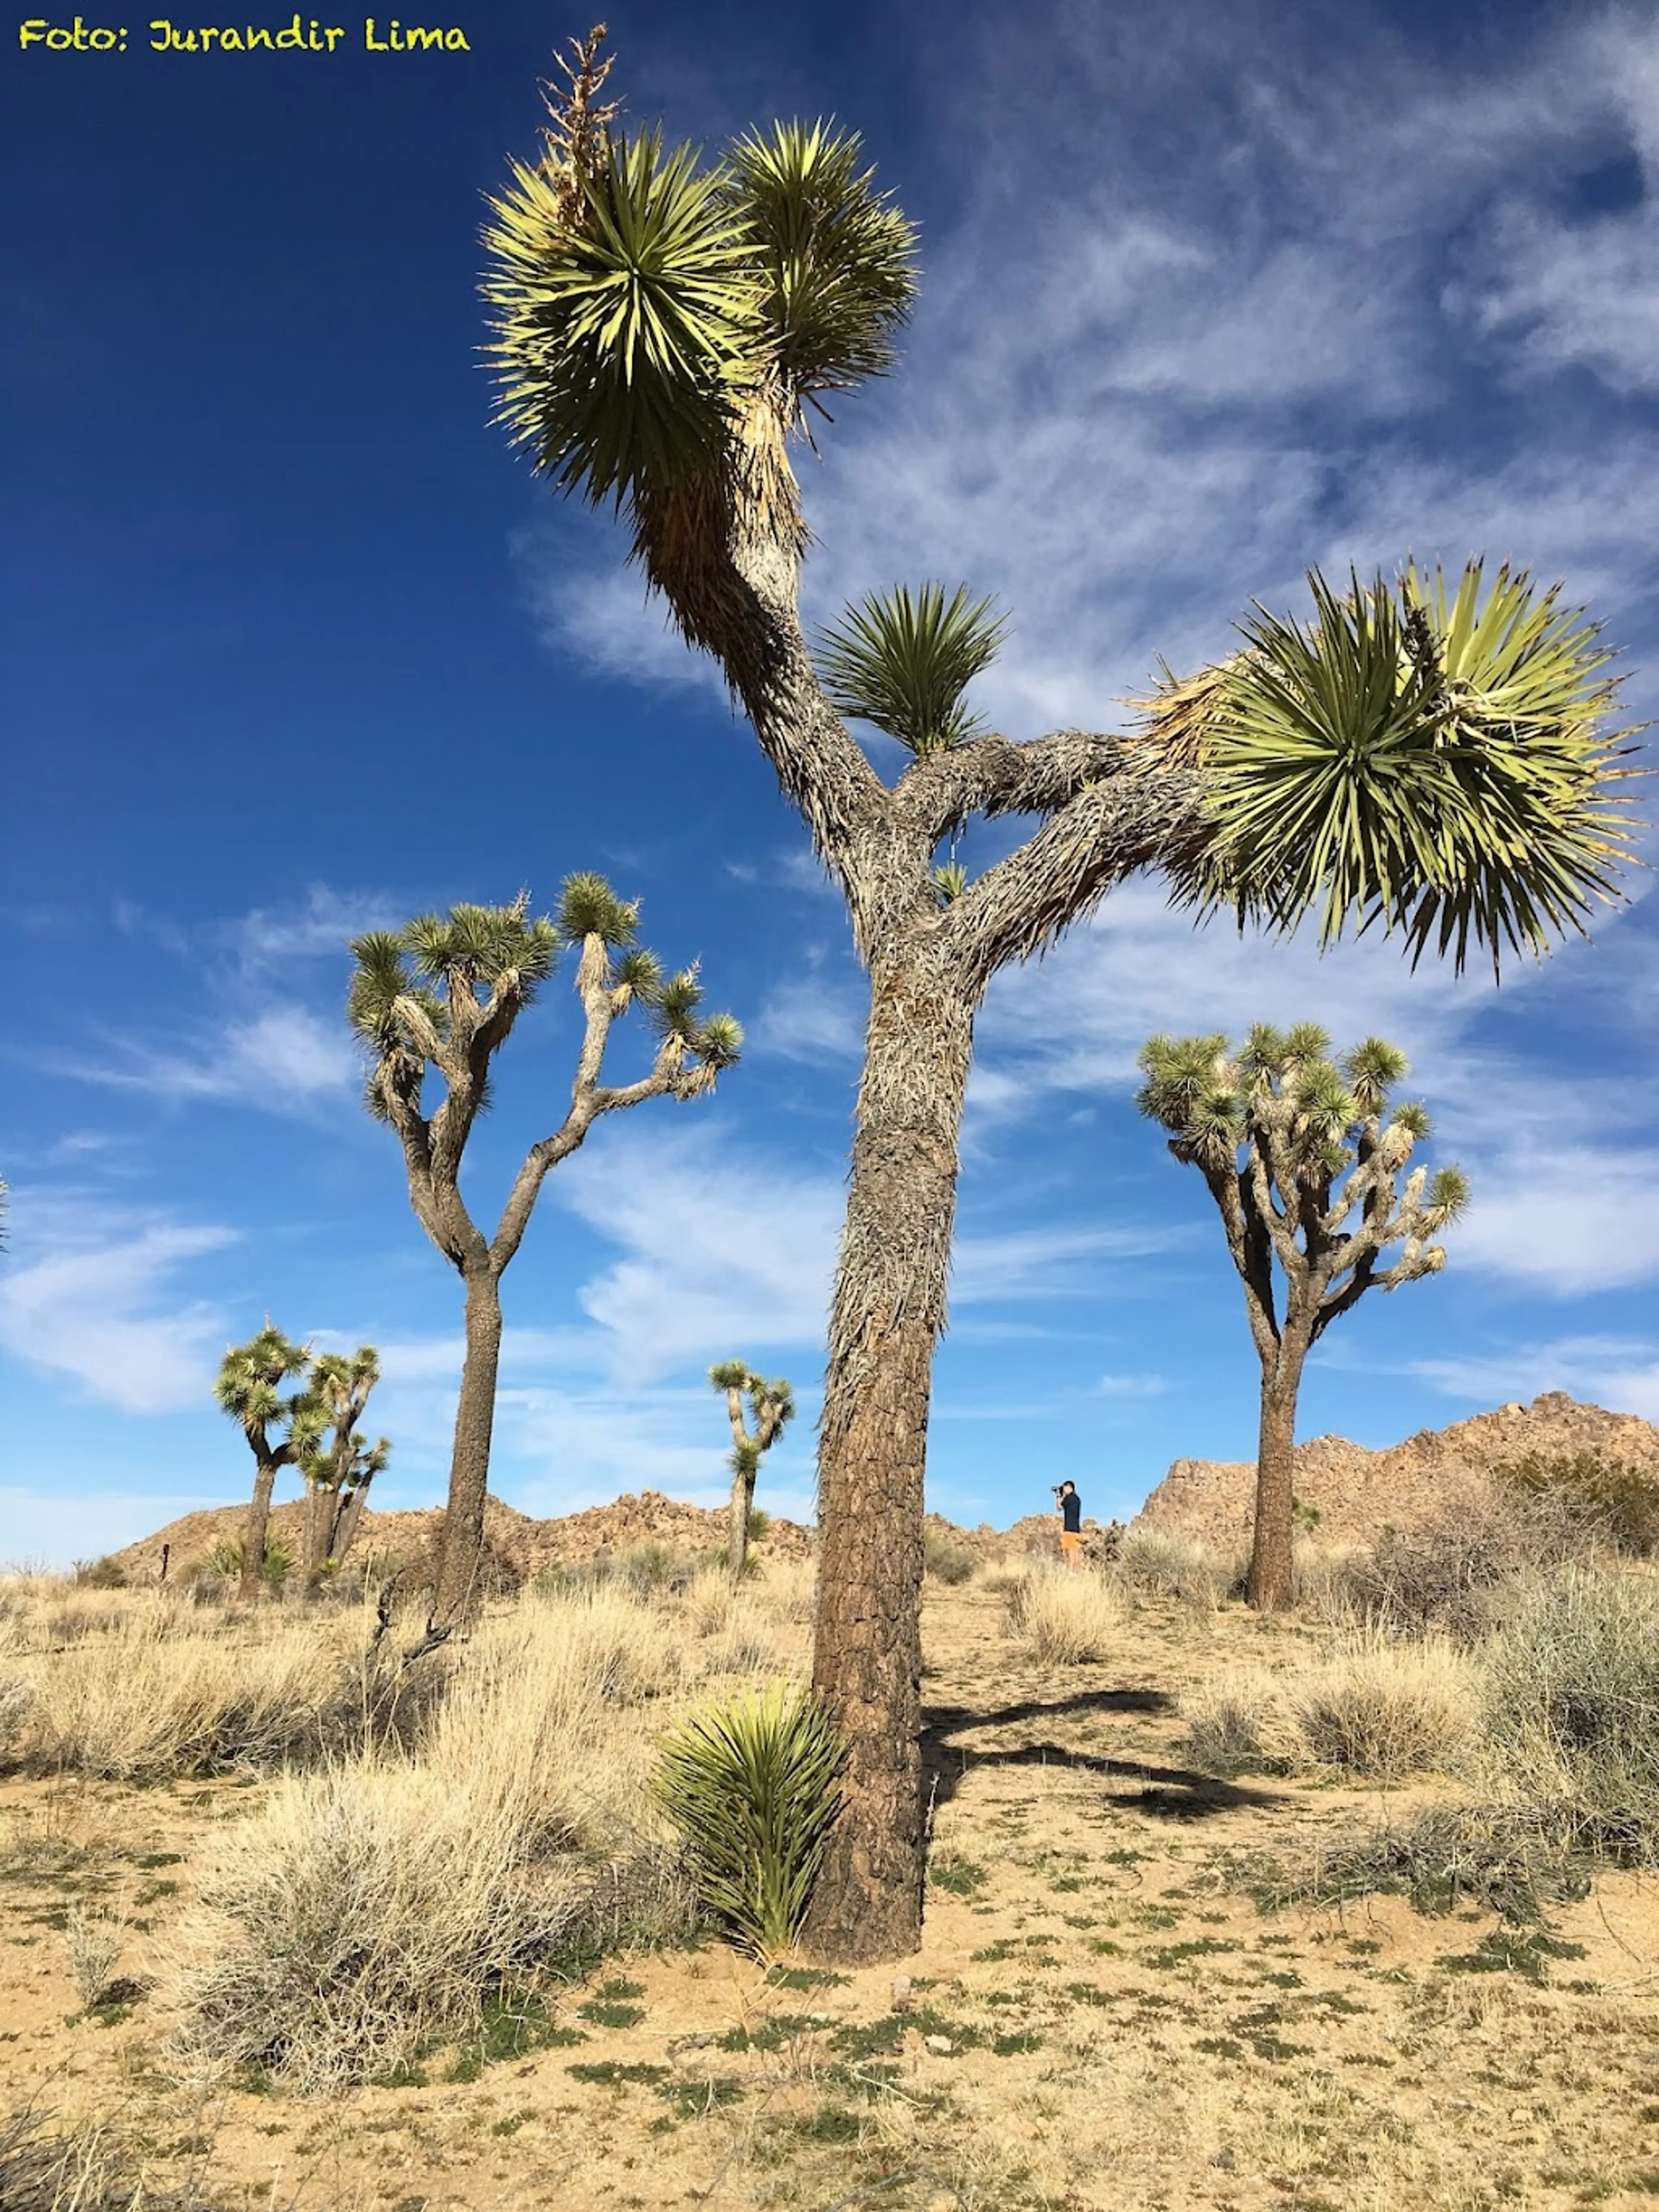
[4,0,1656,1565]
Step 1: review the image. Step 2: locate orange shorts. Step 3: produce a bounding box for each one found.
[1060,1531,1082,1556]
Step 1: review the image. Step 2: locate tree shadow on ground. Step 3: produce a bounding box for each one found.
[921,1685,1289,1820]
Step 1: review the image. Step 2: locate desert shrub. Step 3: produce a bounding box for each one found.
[18,1609,438,1781]
[1287,1798,1587,1922]
[172,1595,696,2091]
[1334,1486,1532,1641]
[1186,1636,1475,1779]
[1294,1635,1475,1778]
[1494,1450,1659,1557]
[72,1556,127,1591]
[1480,1567,1659,1862]
[1115,1525,1243,1610]
[1004,1568,1124,1665]
[1183,1665,1305,1773]
[747,1507,771,1544]
[655,1685,844,1957]
[924,1529,978,1585]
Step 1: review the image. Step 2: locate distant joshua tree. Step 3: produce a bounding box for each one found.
[349,882,741,1628]
[214,1326,322,1601]
[709,1361,795,1580]
[1136,1025,1468,1612]
[295,1347,390,1588]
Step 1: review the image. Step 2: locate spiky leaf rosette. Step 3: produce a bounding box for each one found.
[709,1359,751,1392]
[1163,562,1638,974]
[484,127,761,509]
[820,582,1007,755]
[655,1685,845,1957]
[557,871,638,947]
[725,119,918,416]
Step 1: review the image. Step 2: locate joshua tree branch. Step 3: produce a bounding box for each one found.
[656,525,888,924]
[1199,1159,1281,1361]
[892,729,1134,843]
[940,763,1208,996]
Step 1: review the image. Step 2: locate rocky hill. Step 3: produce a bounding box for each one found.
[103,1392,1659,1585]
[1134,1392,1659,1546]
[107,1488,814,1588]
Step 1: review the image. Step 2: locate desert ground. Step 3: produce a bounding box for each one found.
[3,1506,1659,2212]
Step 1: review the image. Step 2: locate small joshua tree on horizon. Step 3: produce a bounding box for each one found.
[350,881,742,1629]
[1136,1024,1469,1612]
[709,1361,795,1581]
[214,1326,323,1601]
[295,1347,390,1589]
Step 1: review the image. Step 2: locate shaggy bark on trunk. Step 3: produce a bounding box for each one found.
[433,1267,505,1623]
[1249,1337,1308,1612]
[241,1457,282,1603]
[802,950,970,1958]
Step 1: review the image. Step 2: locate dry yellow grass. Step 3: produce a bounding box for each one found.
[1003,1564,1125,1663]
[1185,1630,1477,1779]
[2,1558,1658,2209]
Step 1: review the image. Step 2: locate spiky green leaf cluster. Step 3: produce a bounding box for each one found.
[557,871,639,946]
[645,969,745,1068]
[484,91,918,513]
[708,1358,750,1392]
[819,582,1007,755]
[655,1685,845,1956]
[728,120,918,410]
[214,1327,311,1434]
[1182,563,1637,975]
[485,129,760,507]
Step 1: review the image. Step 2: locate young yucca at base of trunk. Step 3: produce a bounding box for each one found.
[655,1684,845,1958]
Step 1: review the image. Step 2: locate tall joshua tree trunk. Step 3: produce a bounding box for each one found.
[242,1455,282,1602]
[1248,1327,1309,1614]
[435,1265,504,1623]
[802,950,972,1960]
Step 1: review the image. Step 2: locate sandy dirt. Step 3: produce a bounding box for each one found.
[4,1581,1659,2211]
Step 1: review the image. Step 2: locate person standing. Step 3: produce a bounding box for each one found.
[1055,1480,1083,1570]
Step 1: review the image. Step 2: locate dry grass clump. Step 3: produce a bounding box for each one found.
[64,1905,129,2006]
[750,1553,816,1625]
[1115,1525,1244,1610]
[1004,1568,1124,1665]
[1480,1566,1659,1862]
[1186,1634,1476,1780]
[1328,1480,1603,1641]
[13,1603,435,1782]
[0,2104,221,2212]
[168,1582,766,2091]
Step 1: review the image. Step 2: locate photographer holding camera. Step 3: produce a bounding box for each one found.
[1054,1480,1083,1570]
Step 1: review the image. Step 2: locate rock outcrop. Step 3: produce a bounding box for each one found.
[1134,1393,1659,1547]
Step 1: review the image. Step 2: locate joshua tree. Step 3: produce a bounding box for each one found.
[480,32,1636,1959]
[294,1347,390,1588]
[1137,1027,1468,1611]
[709,1360,795,1580]
[349,882,741,1627]
[214,1326,321,1601]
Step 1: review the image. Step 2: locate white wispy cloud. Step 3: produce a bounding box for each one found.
[1348,1334,1659,1426]
[64,1004,359,1115]
[0,1190,236,1413]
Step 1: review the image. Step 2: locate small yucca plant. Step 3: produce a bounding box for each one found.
[655,1684,844,1957]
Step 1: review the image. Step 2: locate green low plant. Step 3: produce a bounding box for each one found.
[655,1684,845,1957]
